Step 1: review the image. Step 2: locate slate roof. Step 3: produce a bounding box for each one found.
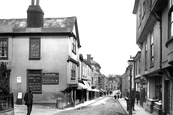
[0,17,76,32]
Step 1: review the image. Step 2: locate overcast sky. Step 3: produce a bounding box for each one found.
[0,0,140,76]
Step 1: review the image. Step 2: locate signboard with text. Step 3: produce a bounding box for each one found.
[42,73,59,85]
[28,70,42,93]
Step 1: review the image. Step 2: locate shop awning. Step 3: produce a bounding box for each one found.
[92,89,100,92]
[83,81,92,91]
[77,83,87,89]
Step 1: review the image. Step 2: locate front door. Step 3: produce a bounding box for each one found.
[165,80,170,115]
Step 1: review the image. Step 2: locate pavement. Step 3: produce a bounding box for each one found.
[14,95,152,115]
[14,96,107,115]
[117,97,152,115]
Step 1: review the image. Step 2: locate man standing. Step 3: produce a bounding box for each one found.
[131,89,135,111]
[24,87,33,115]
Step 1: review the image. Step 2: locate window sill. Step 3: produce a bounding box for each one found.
[150,65,154,68]
[0,57,8,60]
[29,58,41,60]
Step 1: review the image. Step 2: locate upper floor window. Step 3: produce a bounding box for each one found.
[137,6,142,29]
[168,9,173,40]
[142,0,146,19]
[29,38,41,60]
[72,37,76,54]
[145,41,148,70]
[71,62,76,80]
[150,32,154,67]
[0,38,8,60]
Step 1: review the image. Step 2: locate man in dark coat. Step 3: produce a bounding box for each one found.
[131,89,136,111]
[24,88,33,115]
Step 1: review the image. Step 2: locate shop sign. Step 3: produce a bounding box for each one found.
[42,73,59,85]
[28,70,42,93]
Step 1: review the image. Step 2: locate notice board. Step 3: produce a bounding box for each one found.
[42,73,59,85]
[28,70,42,93]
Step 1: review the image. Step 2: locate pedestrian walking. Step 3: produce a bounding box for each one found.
[24,87,33,115]
[131,89,135,111]
[114,94,117,99]
[136,91,140,105]
[125,92,130,111]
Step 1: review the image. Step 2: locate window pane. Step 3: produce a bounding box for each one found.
[0,39,8,58]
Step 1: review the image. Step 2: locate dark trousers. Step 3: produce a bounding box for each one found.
[27,104,33,115]
[132,99,135,110]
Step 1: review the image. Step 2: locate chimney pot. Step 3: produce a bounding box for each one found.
[31,0,35,5]
[36,0,39,5]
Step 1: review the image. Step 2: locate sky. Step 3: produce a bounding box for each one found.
[0,0,140,76]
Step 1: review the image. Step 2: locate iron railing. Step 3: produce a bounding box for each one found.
[0,94,14,111]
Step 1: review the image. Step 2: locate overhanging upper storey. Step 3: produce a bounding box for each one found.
[133,0,167,45]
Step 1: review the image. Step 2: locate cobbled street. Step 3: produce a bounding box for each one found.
[55,97,127,115]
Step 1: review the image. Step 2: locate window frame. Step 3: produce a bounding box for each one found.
[142,0,146,20]
[71,62,76,80]
[137,5,142,29]
[72,37,76,54]
[150,32,154,67]
[0,38,8,60]
[29,37,41,60]
[145,41,148,71]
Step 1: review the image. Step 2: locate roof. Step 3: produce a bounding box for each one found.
[0,17,76,31]
[83,59,93,70]
[0,16,81,48]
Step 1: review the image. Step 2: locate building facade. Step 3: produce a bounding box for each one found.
[133,0,173,114]
[0,1,81,108]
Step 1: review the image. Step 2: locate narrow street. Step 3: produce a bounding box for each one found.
[55,97,127,115]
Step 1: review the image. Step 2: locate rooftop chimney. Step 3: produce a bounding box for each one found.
[27,0,44,27]
[87,54,91,64]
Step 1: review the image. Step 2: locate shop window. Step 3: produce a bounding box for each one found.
[0,38,8,60]
[29,38,41,60]
[155,77,162,100]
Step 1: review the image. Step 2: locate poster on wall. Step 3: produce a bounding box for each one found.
[28,70,42,93]
[42,73,59,85]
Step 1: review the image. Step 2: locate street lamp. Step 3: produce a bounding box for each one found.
[128,59,134,115]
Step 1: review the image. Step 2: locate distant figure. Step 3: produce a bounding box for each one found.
[136,91,140,105]
[24,87,33,115]
[114,94,117,99]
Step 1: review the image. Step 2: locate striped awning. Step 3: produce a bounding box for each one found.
[77,83,87,90]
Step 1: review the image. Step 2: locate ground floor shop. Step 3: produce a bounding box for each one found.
[143,68,173,115]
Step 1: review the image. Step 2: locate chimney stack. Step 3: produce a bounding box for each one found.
[87,54,91,64]
[27,0,44,27]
